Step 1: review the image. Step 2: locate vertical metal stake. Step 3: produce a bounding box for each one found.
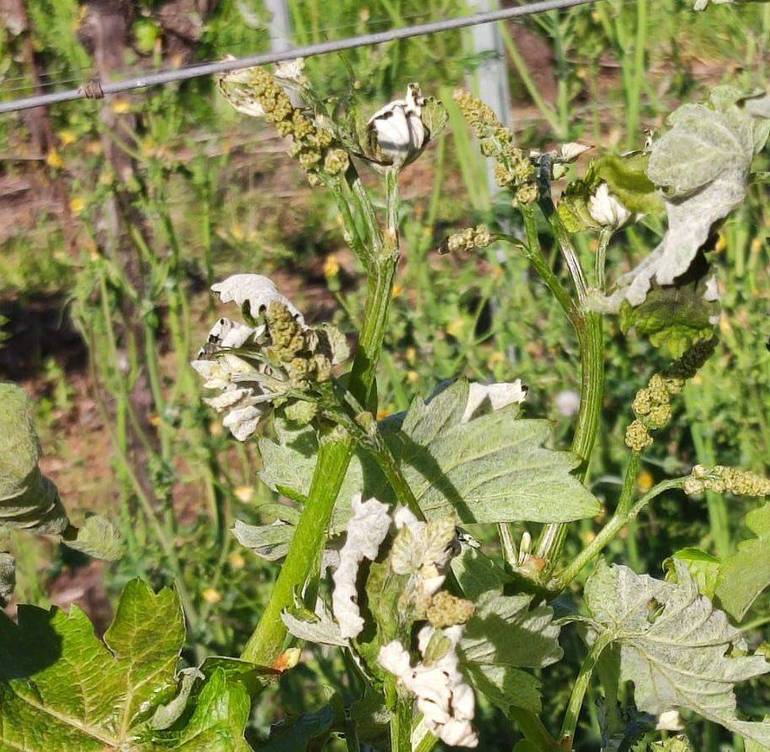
[467,0,513,197]
[265,0,293,53]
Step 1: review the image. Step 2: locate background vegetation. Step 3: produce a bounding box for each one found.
[1,0,769,748]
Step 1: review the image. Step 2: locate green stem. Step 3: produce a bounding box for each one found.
[510,708,562,750]
[516,205,605,570]
[536,309,604,566]
[240,171,399,667]
[551,477,687,591]
[240,437,354,664]
[559,632,614,749]
[518,207,577,324]
[616,452,642,517]
[386,678,413,752]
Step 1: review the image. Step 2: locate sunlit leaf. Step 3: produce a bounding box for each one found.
[585,561,770,747]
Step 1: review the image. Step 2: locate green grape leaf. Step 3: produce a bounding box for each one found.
[451,543,563,714]
[149,667,252,751]
[63,514,125,561]
[0,382,68,534]
[259,705,335,751]
[585,561,770,747]
[0,579,251,751]
[587,153,663,215]
[618,265,719,359]
[459,590,563,714]
[632,736,694,752]
[715,502,770,621]
[666,547,721,599]
[250,380,601,558]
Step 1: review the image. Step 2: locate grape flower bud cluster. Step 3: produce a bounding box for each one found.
[191,274,348,440]
[625,338,717,452]
[453,89,537,206]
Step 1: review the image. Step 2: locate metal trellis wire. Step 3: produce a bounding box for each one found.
[0,0,597,115]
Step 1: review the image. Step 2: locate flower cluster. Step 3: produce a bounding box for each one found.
[192,274,348,440]
[684,465,770,497]
[625,338,717,451]
[218,64,348,181]
[439,224,493,255]
[453,88,537,206]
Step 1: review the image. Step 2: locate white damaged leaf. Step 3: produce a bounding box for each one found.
[379,625,479,747]
[585,560,770,747]
[282,601,347,647]
[601,94,768,310]
[367,83,430,169]
[461,380,527,424]
[332,494,391,639]
[212,274,304,323]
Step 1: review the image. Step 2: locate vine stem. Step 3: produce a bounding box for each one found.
[387,677,413,752]
[551,477,687,591]
[519,204,605,568]
[559,631,614,749]
[240,169,399,667]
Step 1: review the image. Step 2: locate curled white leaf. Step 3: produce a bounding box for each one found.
[368,83,429,169]
[379,625,478,748]
[212,274,304,323]
[657,709,685,732]
[332,494,391,639]
[558,142,592,162]
[588,183,632,229]
[274,57,306,83]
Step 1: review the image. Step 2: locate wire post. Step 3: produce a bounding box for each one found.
[265,0,293,53]
[468,0,512,198]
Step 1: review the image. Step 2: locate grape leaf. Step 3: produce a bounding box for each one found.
[0,382,68,534]
[715,502,770,621]
[632,736,694,751]
[0,579,252,751]
[150,667,252,751]
[618,265,719,359]
[258,705,335,751]
[585,561,770,747]
[602,89,769,310]
[667,547,721,599]
[63,514,125,561]
[647,104,753,197]
[247,380,600,561]
[452,544,563,714]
